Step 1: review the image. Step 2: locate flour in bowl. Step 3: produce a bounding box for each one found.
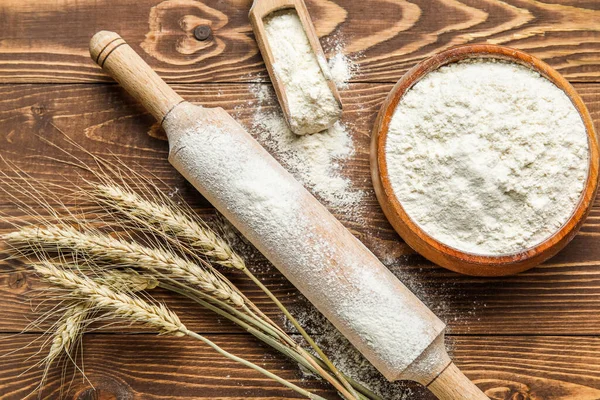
[264,10,342,135]
[385,59,589,256]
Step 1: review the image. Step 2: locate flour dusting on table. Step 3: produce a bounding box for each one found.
[245,84,364,213]
[386,59,589,256]
[290,301,415,400]
[321,30,361,88]
[328,52,357,89]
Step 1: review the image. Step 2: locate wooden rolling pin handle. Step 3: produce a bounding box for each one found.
[427,362,487,400]
[89,31,184,123]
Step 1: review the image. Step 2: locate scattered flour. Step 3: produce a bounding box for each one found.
[289,301,416,400]
[247,84,364,212]
[328,52,357,89]
[322,32,361,90]
[386,59,589,256]
[264,10,341,135]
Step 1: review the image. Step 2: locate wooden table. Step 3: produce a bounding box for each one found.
[1,1,599,399]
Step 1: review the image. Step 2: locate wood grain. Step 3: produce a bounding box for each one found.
[1,0,600,83]
[1,82,600,337]
[2,334,600,400]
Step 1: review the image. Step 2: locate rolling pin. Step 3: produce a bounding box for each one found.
[89,31,488,400]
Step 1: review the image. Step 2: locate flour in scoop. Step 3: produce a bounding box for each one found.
[264,10,342,135]
[386,59,589,256]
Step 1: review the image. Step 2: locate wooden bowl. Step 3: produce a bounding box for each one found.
[371,44,599,277]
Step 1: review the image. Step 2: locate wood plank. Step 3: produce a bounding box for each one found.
[2,334,600,399]
[1,82,600,336]
[1,0,600,83]
[0,333,338,400]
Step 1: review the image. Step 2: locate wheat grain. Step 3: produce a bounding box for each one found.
[100,268,160,292]
[93,184,247,270]
[34,261,185,336]
[45,302,89,366]
[45,268,157,363]
[4,225,244,307]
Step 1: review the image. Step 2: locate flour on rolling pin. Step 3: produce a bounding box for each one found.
[165,104,443,379]
[263,10,342,135]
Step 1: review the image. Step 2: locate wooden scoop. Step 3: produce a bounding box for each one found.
[249,0,343,135]
[89,31,488,400]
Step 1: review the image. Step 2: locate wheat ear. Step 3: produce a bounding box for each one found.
[44,268,158,365]
[37,266,161,396]
[34,261,185,336]
[35,262,325,400]
[36,301,91,398]
[44,302,89,367]
[4,225,244,307]
[100,268,160,292]
[93,184,246,270]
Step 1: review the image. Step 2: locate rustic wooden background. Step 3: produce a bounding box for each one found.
[1,0,600,399]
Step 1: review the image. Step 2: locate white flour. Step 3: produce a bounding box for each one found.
[264,10,342,135]
[247,84,364,212]
[328,52,357,89]
[386,59,589,256]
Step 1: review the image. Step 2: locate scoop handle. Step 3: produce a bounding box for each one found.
[427,362,488,400]
[89,31,184,123]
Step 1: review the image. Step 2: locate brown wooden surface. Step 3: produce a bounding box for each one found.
[1,0,600,399]
[6,334,600,400]
[1,0,600,83]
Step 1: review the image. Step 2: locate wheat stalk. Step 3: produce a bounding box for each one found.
[34,261,325,400]
[4,225,244,307]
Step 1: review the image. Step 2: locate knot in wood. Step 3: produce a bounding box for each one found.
[76,376,133,400]
[8,271,27,290]
[193,25,212,41]
[78,388,113,400]
[510,391,531,400]
[31,105,45,116]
